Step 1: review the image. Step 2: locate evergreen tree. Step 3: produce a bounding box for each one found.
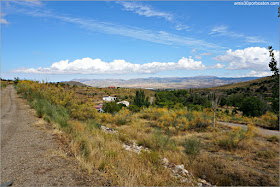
[133,90,150,108]
[268,46,279,114]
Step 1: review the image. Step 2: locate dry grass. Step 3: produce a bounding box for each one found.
[16,80,279,186]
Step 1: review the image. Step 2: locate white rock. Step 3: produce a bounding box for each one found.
[161,158,169,166]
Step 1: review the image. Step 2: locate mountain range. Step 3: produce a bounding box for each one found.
[71,76,261,89]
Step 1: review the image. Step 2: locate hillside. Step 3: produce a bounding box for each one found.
[62,81,89,87]
[197,75,277,97]
[13,80,279,186]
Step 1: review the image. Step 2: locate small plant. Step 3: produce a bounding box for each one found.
[267,135,279,143]
[183,138,201,156]
[217,127,247,150]
[256,150,276,159]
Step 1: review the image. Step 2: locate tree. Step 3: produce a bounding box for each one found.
[14,77,20,85]
[133,90,150,108]
[268,46,279,76]
[239,97,265,117]
[210,92,222,128]
[103,101,122,114]
[268,46,279,114]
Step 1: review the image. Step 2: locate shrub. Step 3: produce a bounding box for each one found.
[138,129,176,152]
[256,150,276,159]
[114,108,132,126]
[103,101,122,114]
[128,104,140,113]
[239,97,265,117]
[189,118,210,131]
[86,119,101,130]
[183,138,201,156]
[140,151,161,169]
[267,135,279,143]
[260,111,279,130]
[217,128,247,150]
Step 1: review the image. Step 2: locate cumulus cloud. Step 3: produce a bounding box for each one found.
[214,47,279,71]
[13,57,206,74]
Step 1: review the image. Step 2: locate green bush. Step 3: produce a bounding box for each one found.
[138,129,176,152]
[239,97,265,117]
[267,135,279,143]
[256,150,276,159]
[103,101,122,114]
[183,138,201,155]
[128,104,140,113]
[217,129,247,150]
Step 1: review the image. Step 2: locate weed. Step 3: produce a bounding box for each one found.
[267,135,279,143]
[183,138,201,156]
[256,150,276,159]
[217,127,247,150]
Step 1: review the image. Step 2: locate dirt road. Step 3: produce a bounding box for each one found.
[218,121,280,136]
[1,86,105,186]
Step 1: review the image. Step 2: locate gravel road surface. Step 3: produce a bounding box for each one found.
[1,85,105,186]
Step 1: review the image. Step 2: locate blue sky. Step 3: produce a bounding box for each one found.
[1,0,279,82]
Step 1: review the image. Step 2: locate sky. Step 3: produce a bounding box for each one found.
[1,0,279,82]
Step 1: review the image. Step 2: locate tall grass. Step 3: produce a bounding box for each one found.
[14,80,184,186]
[14,80,279,186]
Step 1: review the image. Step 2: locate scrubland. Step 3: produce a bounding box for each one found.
[15,80,279,186]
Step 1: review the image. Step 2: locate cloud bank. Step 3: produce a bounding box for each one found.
[13,57,207,74]
[214,47,279,71]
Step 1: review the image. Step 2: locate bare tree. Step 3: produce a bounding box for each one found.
[210,92,222,128]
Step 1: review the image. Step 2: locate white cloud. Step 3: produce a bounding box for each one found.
[0,13,9,24]
[200,52,213,56]
[175,24,190,31]
[117,2,191,33]
[117,1,173,21]
[210,25,265,43]
[208,63,225,69]
[191,48,197,53]
[195,55,202,59]
[244,70,272,77]
[13,0,44,7]
[0,18,9,24]
[214,47,279,71]
[13,57,206,74]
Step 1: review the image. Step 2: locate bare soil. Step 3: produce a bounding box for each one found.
[1,86,106,186]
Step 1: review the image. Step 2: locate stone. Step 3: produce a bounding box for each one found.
[161,158,169,166]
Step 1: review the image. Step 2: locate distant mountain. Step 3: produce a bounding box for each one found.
[62,81,89,87]
[72,76,261,89]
